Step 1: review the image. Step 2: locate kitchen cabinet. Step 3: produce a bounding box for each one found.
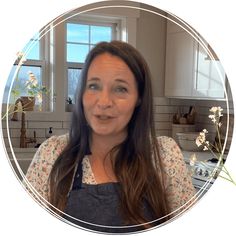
[165,20,226,100]
[193,43,225,98]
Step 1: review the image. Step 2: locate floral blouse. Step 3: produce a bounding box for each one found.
[25,134,195,215]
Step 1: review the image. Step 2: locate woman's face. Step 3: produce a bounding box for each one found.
[82,53,139,139]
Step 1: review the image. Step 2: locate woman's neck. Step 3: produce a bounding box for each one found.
[90,132,126,160]
[88,132,126,183]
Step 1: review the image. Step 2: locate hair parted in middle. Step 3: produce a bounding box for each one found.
[49,40,170,228]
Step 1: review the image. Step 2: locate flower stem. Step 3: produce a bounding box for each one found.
[221,165,236,186]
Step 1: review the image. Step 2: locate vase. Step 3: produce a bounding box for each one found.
[66,104,74,112]
[20,96,35,111]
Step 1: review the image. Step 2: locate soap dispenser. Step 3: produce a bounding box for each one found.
[46,127,53,139]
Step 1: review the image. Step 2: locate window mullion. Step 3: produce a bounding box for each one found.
[89,24,91,48]
[65,17,119,110]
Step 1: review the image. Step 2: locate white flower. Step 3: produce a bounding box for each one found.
[209,106,223,113]
[36,93,42,103]
[26,71,38,87]
[195,132,206,147]
[208,107,223,124]
[196,129,208,147]
[203,141,209,151]
[208,114,216,123]
[190,153,197,166]
[192,106,236,186]
[209,107,218,113]
[16,51,26,65]
[202,129,208,134]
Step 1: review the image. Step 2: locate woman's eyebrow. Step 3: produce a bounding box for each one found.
[87,77,100,81]
[115,79,129,85]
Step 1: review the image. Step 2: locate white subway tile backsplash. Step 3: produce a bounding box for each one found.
[62,121,71,129]
[2,120,22,129]
[28,129,46,138]
[2,96,233,150]
[196,115,212,124]
[153,97,170,106]
[2,128,9,137]
[9,129,21,138]
[4,137,18,148]
[50,129,68,136]
[31,137,47,146]
[196,100,227,108]
[170,99,195,106]
[156,130,170,137]
[155,122,171,130]
[155,105,177,114]
[10,128,46,138]
[154,114,171,122]
[28,121,63,129]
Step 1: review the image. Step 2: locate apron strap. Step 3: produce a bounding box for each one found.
[71,160,83,190]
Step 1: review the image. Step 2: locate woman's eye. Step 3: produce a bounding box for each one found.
[115,86,128,93]
[87,83,99,90]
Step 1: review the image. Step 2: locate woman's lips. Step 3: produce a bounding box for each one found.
[94,114,115,121]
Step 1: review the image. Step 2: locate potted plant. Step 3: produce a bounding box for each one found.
[66,97,74,112]
[1,52,50,120]
[10,71,49,113]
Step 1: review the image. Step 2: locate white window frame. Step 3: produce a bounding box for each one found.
[6,9,139,122]
[4,28,51,111]
[65,15,121,104]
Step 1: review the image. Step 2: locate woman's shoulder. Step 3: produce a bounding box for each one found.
[156,136,186,176]
[24,133,69,199]
[27,133,69,166]
[156,136,182,156]
[156,135,178,148]
[156,136,196,213]
[42,133,69,148]
[38,134,69,154]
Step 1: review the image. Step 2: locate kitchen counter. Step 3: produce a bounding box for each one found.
[182,150,217,163]
[6,147,38,175]
[181,150,221,194]
[6,146,222,190]
[7,147,38,154]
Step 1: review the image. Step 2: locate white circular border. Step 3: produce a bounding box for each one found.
[0,1,236,236]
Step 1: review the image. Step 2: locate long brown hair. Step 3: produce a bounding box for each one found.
[49,41,170,228]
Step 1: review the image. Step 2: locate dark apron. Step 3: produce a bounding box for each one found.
[64,158,158,233]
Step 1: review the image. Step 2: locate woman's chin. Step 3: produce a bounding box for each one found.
[92,129,114,137]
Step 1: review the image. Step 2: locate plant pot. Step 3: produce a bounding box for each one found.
[66,104,74,112]
[20,96,35,111]
[176,132,203,151]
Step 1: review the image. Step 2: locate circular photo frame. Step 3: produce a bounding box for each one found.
[1,0,234,234]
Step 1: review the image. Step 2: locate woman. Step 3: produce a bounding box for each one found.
[25,41,195,233]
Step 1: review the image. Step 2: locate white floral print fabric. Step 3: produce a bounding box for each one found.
[25,134,195,214]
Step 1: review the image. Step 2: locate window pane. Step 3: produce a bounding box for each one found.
[67,23,89,43]
[8,65,42,105]
[25,40,40,60]
[22,34,40,60]
[91,26,112,44]
[68,68,81,103]
[67,44,89,63]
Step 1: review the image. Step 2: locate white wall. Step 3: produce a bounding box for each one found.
[136,6,167,97]
[3,3,234,156]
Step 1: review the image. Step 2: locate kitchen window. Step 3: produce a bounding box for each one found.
[5,31,50,111]
[4,12,131,120]
[66,20,118,103]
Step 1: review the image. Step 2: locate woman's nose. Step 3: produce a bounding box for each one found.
[97,90,113,109]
